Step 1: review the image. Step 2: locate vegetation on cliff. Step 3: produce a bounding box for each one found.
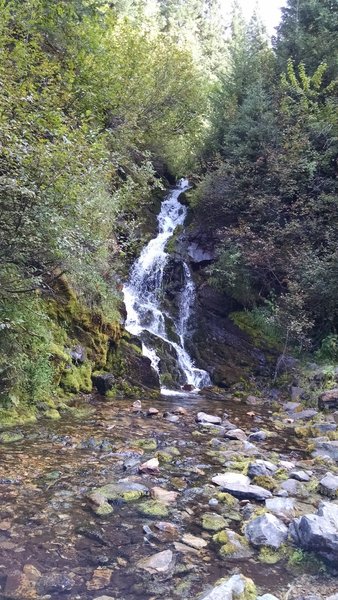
[0,0,337,419]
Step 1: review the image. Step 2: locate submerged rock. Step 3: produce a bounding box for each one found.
[137,550,174,574]
[290,501,338,563]
[197,412,222,425]
[245,513,288,549]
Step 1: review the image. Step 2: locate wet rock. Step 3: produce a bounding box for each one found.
[224,429,247,441]
[290,470,311,482]
[147,407,159,416]
[197,412,222,425]
[37,573,74,594]
[93,596,115,600]
[86,568,112,591]
[319,472,338,497]
[212,472,272,501]
[139,457,160,474]
[0,431,24,444]
[76,524,108,546]
[150,487,178,505]
[88,482,148,505]
[290,501,338,563]
[245,513,288,549]
[201,512,228,531]
[200,573,255,600]
[92,373,115,395]
[164,412,180,422]
[265,497,296,522]
[137,549,174,573]
[257,595,280,600]
[182,533,208,549]
[318,388,338,410]
[248,430,267,442]
[248,460,277,478]
[154,521,180,539]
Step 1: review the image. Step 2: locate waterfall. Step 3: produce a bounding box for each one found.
[123,179,211,392]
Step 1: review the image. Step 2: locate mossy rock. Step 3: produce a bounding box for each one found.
[44,409,61,420]
[201,513,228,532]
[259,545,286,564]
[137,500,169,518]
[252,475,277,491]
[135,438,157,451]
[0,431,24,443]
[93,502,114,516]
[216,492,238,508]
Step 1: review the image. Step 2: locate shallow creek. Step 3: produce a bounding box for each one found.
[0,392,335,600]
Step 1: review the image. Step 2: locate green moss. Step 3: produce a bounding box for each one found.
[0,431,24,443]
[94,502,114,516]
[259,545,285,564]
[135,438,157,451]
[216,492,238,507]
[202,513,228,531]
[287,548,327,574]
[44,409,61,420]
[60,362,92,393]
[121,490,144,502]
[137,500,169,518]
[252,475,277,491]
[157,451,173,463]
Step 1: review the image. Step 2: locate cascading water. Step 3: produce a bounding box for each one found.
[123,179,211,392]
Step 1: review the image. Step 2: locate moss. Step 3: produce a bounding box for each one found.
[121,490,144,502]
[213,530,230,545]
[287,548,327,574]
[201,513,228,531]
[157,451,173,463]
[45,409,61,420]
[135,438,157,451]
[216,492,238,507]
[259,545,285,564]
[0,406,37,427]
[252,475,277,491]
[60,362,92,393]
[229,457,250,475]
[137,500,169,518]
[0,431,24,443]
[94,502,114,516]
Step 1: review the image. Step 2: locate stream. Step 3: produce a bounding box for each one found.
[0,391,336,600]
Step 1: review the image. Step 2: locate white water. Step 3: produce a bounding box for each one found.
[123,179,211,391]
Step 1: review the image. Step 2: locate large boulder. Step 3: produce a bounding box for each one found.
[212,472,272,501]
[245,513,288,549]
[290,502,338,563]
[312,439,338,462]
[319,388,338,410]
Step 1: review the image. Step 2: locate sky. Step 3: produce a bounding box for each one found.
[238,0,286,35]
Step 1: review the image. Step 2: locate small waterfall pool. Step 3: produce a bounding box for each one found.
[123,179,211,392]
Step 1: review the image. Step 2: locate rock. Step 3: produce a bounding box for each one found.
[290,501,338,562]
[154,521,179,538]
[197,412,222,425]
[173,406,188,415]
[5,570,37,599]
[284,402,301,412]
[201,513,228,531]
[312,439,338,461]
[88,482,148,505]
[248,430,267,442]
[279,460,295,470]
[139,458,160,474]
[280,479,307,497]
[257,595,280,600]
[86,568,112,591]
[182,533,208,549]
[70,344,86,364]
[137,500,169,518]
[290,386,304,401]
[319,388,338,410]
[150,487,178,505]
[37,573,74,594]
[246,395,262,405]
[213,529,253,559]
[92,373,115,395]
[212,472,272,501]
[333,411,338,424]
[137,550,174,574]
[245,513,288,549]
[93,597,115,600]
[0,431,24,444]
[265,497,296,522]
[147,407,159,416]
[290,409,318,421]
[248,460,277,478]
[290,470,310,482]
[319,472,338,497]
[164,413,180,422]
[200,573,255,600]
[224,429,247,441]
